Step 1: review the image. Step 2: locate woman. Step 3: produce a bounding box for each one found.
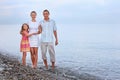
[28,11,41,68]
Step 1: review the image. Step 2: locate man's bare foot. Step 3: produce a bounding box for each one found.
[45,66,48,69]
[43,59,48,69]
[52,62,55,71]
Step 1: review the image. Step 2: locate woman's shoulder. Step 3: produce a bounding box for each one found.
[36,21,40,24]
[28,21,40,24]
[26,21,31,25]
[27,21,33,24]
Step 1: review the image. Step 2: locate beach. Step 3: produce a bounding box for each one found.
[0,0,120,79]
[0,52,103,80]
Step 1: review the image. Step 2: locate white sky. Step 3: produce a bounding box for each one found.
[0,0,119,24]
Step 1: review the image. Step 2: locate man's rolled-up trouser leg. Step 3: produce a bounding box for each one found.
[48,43,55,62]
[41,42,47,60]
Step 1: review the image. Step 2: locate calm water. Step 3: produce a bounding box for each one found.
[0,24,120,80]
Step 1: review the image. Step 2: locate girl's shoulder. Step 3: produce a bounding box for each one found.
[22,31,28,35]
[24,31,29,33]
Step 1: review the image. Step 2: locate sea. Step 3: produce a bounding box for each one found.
[0,24,120,80]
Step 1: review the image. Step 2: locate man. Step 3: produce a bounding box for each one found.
[40,9,58,70]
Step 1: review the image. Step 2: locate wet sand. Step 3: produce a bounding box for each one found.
[0,52,103,80]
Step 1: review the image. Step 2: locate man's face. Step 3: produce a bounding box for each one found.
[43,11,49,18]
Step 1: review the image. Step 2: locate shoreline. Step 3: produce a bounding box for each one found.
[0,52,103,80]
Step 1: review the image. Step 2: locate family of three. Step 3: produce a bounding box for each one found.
[20,9,58,71]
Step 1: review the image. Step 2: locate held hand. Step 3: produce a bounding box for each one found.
[55,40,58,46]
[31,33,38,35]
[32,33,38,35]
[28,33,37,37]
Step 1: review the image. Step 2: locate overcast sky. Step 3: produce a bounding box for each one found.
[0,0,120,24]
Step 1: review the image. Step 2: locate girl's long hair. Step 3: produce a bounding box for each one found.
[20,23,29,34]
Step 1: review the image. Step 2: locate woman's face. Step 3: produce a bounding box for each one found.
[23,25,28,30]
[31,13,36,19]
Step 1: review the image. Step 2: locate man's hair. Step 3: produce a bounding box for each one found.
[43,9,50,14]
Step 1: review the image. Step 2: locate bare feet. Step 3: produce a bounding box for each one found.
[22,63,26,66]
[32,65,36,69]
[43,59,48,69]
[52,62,55,71]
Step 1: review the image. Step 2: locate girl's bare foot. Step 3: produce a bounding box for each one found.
[22,63,26,66]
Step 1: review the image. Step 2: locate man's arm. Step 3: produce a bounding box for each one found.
[54,30,58,45]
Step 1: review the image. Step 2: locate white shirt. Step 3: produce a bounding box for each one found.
[40,19,57,42]
[28,21,40,47]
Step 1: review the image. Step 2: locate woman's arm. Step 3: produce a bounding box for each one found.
[37,25,42,34]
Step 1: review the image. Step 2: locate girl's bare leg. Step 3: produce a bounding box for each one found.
[22,52,27,66]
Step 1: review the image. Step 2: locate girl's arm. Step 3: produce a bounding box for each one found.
[24,31,38,37]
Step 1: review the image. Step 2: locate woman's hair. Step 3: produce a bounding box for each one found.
[20,23,29,34]
[30,11,37,15]
[43,9,50,14]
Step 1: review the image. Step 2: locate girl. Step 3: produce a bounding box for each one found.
[20,23,37,66]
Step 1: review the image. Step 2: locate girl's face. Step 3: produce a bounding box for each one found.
[23,24,28,30]
[31,13,36,19]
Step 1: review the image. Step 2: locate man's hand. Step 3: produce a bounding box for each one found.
[54,31,58,46]
[55,40,58,46]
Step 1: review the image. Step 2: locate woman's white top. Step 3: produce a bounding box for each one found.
[28,21,39,47]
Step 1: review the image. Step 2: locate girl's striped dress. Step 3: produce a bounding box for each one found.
[20,31,30,52]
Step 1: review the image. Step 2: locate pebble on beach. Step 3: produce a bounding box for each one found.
[0,53,103,80]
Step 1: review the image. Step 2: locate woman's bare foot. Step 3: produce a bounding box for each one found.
[32,65,36,69]
[34,65,37,69]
